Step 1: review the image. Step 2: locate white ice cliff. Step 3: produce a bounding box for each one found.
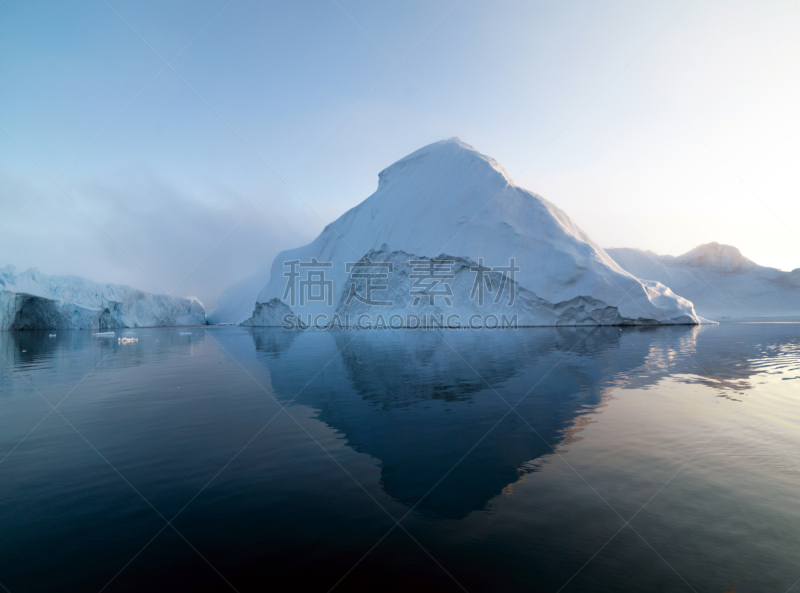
[238,138,700,327]
[0,266,206,330]
[607,243,800,321]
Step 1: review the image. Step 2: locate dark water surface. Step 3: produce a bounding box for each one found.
[1,324,799,592]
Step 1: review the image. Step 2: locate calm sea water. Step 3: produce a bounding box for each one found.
[1,324,799,592]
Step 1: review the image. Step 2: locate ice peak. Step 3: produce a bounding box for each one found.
[377,137,513,189]
[675,242,754,271]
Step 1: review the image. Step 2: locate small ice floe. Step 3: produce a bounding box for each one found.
[118,331,138,344]
[94,332,116,337]
[179,332,193,335]
[49,334,56,338]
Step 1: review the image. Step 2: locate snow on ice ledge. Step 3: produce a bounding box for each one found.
[244,247,703,328]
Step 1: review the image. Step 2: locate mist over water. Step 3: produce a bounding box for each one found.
[1,324,799,592]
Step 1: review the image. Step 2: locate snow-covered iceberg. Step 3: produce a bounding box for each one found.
[607,243,800,321]
[241,138,700,327]
[0,266,206,330]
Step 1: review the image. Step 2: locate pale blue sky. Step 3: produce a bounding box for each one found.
[2,0,799,306]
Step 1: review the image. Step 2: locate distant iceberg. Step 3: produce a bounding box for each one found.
[607,243,800,321]
[207,267,269,326]
[236,138,700,327]
[0,266,206,330]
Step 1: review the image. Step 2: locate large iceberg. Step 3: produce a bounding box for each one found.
[607,243,800,321]
[239,138,700,327]
[0,266,206,330]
